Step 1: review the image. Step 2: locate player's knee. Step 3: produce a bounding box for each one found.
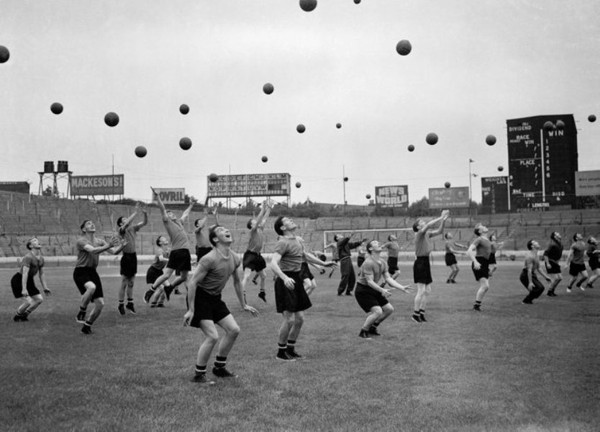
[228,324,241,337]
[293,314,304,326]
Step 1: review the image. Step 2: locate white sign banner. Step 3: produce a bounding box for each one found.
[575,170,600,196]
[152,188,186,204]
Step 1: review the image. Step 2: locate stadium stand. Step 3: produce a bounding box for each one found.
[0,191,598,258]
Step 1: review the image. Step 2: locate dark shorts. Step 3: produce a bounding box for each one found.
[190,290,231,327]
[445,252,457,266]
[73,267,104,300]
[387,256,399,274]
[545,260,561,274]
[489,253,497,265]
[589,255,599,271]
[120,252,138,278]
[11,273,40,298]
[146,266,164,285]
[472,257,490,281]
[196,246,212,263]
[413,256,433,285]
[242,250,267,272]
[274,271,312,313]
[569,262,586,277]
[167,248,192,273]
[355,282,389,313]
[519,269,542,288]
[299,262,314,281]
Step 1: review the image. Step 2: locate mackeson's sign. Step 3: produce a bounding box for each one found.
[70,175,124,196]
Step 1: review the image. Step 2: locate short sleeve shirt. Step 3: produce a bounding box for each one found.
[76,237,106,268]
[196,249,241,296]
[473,237,492,259]
[151,247,169,270]
[357,257,388,286]
[119,225,141,254]
[570,241,586,265]
[20,252,44,277]
[247,226,265,253]
[415,231,432,257]
[164,218,190,251]
[274,237,304,272]
[543,242,563,262]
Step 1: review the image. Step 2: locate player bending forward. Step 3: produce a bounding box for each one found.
[355,240,411,339]
[184,225,259,384]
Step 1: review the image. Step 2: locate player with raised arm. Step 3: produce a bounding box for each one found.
[11,238,51,322]
[444,232,467,284]
[411,209,449,323]
[355,240,411,339]
[116,202,148,315]
[381,234,402,280]
[144,188,195,303]
[184,225,259,384]
[335,232,362,296]
[74,220,124,334]
[194,204,219,263]
[146,235,171,308]
[241,199,272,302]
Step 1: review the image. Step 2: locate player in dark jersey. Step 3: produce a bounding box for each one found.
[146,235,171,308]
[11,238,51,322]
[520,240,551,304]
[543,231,563,297]
[270,216,337,361]
[585,237,599,289]
[184,225,259,384]
[335,233,362,296]
[467,223,492,311]
[144,188,195,303]
[488,234,504,278]
[411,209,449,323]
[74,220,123,334]
[356,239,368,268]
[241,199,272,302]
[116,202,148,315]
[381,235,402,280]
[355,240,411,339]
[444,232,467,284]
[194,205,219,263]
[565,233,588,293]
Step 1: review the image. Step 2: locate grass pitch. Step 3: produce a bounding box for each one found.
[1,262,598,432]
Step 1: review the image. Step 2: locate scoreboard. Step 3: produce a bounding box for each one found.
[481,176,509,214]
[506,115,578,210]
[207,173,290,198]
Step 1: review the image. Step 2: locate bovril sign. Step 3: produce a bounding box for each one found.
[151,188,186,204]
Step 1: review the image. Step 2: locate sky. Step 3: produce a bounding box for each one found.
[1,0,599,206]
